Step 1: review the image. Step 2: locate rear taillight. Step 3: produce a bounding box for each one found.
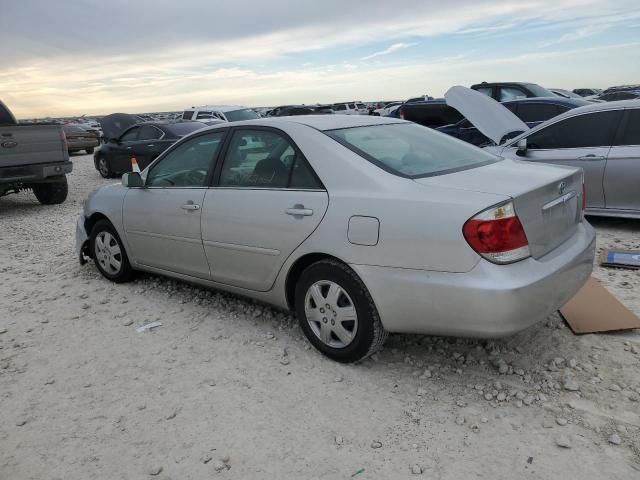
[581,176,586,213]
[463,201,530,264]
[399,108,405,120]
[60,128,68,151]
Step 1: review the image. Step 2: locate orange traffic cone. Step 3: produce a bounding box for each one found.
[131,155,141,173]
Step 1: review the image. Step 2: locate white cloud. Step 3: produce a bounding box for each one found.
[361,42,418,60]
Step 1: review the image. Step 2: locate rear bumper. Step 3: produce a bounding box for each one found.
[351,221,596,337]
[0,161,73,183]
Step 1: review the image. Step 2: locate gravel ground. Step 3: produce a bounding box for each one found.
[1,153,639,480]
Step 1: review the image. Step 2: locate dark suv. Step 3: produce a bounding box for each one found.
[470,82,557,102]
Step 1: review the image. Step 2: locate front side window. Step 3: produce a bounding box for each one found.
[334,104,347,111]
[499,87,527,102]
[327,123,498,178]
[615,109,640,146]
[219,129,322,189]
[120,127,140,142]
[516,103,561,123]
[525,110,622,149]
[146,132,225,187]
[474,87,493,97]
[138,125,163,141]
[182,111,194,120]
[196,111,214,119]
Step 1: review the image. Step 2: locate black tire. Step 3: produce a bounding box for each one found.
[33,177,68,205]
[86,147,95,154]
[295,259,387,363]
[90,220,134,283]
[96,155,112,178]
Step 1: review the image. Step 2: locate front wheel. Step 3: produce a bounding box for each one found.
[86,147,95,154]
[33,177,68,205]
[97,155,112,178]
[295,259,387,363]
[90,220,134,283]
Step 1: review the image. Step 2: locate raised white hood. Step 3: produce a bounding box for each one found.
[445,86,529,145]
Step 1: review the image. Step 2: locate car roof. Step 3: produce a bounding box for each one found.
[200,115,405,132]
[502,96,589,107]
[471,82,538,87]
[190,105,250,113]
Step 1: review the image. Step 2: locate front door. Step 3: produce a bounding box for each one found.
[510,109,623,209]
[122,130,226,278]
[201,128,328,291]
[604,108,640,212]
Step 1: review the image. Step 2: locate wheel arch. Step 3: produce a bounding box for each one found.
[284,252,350,311]
[84,212,112,237]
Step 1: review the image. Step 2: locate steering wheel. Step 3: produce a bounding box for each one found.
[184,169,207,185]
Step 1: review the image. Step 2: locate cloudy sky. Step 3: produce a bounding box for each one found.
[1,0,639,118]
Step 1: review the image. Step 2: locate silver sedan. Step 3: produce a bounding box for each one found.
[76,115,595,363]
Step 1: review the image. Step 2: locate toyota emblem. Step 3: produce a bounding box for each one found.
[558,181,567,195]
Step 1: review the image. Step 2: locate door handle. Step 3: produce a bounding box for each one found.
[285,205,313,216]
[126,146,132,150]
[147,144,155,147]
[181,203,200,211]
[578,154,605,161]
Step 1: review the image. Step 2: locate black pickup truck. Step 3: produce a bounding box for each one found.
[0,100,72,204]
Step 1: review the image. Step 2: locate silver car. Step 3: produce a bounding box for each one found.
[446,87,640,219]
[76,115,595,363]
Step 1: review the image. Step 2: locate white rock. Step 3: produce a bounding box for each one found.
[411,464,423,475]
[555,436,572,448]
[371,440,382,449]
[608,433,622,445]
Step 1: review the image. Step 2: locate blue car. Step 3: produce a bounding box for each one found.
[435,97,589,146]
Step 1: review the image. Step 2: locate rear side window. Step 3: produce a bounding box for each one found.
[526,110,623,149]
[516,103,561,123]
[182,111,194,120]
[327,123,498,178]
[219,129,322,189]
[474,87,493,97]
[615,109,640,146]
[334,104,347,111]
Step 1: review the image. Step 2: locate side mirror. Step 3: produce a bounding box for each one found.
[122,172,143,188]
[515,138,528,157]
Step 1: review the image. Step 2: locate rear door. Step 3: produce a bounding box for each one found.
[603,108,640,212]
[201,127,328,291]
[506,110,623,208]
[112,126,141,169]
[122,130,227,278]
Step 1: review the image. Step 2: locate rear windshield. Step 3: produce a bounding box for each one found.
[225,109,259,122]
[63,125,87,134]
[326,123,497,178]
[165,122,205,136]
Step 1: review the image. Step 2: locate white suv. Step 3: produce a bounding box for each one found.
[182,105,259,123]
[332,102,368,115]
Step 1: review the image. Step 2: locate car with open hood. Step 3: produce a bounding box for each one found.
[446,86,640,219]
[436,97,589,146]
[181,105,260,122]
[76,114,594,363]
[95,113,205,178]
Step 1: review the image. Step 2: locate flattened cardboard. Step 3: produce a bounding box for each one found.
[560,277,640,334]
[599,249,640,270]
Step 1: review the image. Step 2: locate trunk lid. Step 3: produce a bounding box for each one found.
[444,86,529,144]
[99,113,140,141]
[414,159,584,259]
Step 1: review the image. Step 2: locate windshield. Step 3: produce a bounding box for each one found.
[525,83,557,97]
[165,122,206,137]
[327,123,497,178]
[225,109,259,122]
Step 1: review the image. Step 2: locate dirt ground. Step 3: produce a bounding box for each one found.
[1,153,639,480]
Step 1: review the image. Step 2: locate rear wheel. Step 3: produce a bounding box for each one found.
[33,177,68,205]
[90,220,133,283]
[295,259,387,363]
[97,155,112,178]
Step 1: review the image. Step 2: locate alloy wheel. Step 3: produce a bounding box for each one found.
[304,280,358,348]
